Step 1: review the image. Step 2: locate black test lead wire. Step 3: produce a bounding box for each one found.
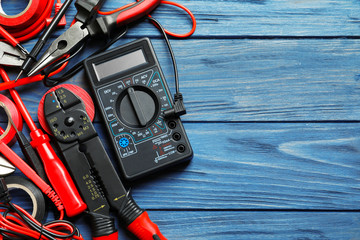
[146,16,187,117]
[146,17,180,94]
[42,15,187,117]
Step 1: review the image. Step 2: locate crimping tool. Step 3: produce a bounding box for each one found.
[43,86,165,240]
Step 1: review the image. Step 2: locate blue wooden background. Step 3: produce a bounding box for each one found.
[2,0,360,239]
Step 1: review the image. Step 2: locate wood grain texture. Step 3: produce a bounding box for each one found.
[3,38,360,122]
[132,211,360,240]
[5,0,360,38]
[8,122,360,210]
[45,211,360,240]
[2,0,360,239]
[126,123,360,210]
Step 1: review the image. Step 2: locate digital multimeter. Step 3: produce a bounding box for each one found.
[84,38,193,180]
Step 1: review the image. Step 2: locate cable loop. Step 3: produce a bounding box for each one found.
[149,0,196,38]
[98,0,196,38]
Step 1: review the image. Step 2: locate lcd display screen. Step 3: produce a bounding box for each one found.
[93,49,147,80]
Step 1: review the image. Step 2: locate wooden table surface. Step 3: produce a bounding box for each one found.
[2,0,360,239]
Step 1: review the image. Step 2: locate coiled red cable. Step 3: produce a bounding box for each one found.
[149,0,196,38]
[0,0,55,42]
[0,203,84,239]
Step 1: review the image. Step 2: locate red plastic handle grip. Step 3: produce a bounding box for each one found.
[127,211,167,240]
[0,141,64,211]
[115,0,161,26]
[93,232,118,240]
[30,129,87,217]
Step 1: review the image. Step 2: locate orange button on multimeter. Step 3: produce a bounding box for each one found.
[84,38,193,180]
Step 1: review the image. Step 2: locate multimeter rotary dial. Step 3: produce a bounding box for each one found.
[116,85,160,128]
[85,38,193,180]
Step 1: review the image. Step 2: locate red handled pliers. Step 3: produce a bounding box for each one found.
[28,0,161,76]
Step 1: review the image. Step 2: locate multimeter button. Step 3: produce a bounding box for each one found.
[133,69,154,85]
[119,137,129,148]
[115,135,136,158]
[110,120,125,136]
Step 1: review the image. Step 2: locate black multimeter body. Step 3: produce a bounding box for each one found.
[84,38,193,180]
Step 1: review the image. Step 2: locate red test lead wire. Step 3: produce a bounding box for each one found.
[0,57,69,91]
[0,203,84,239]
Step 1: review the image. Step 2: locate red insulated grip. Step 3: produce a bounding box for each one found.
[93,232,118,240]
[116,0,161,26]
[127,211,167,240]
[30,129,87,217]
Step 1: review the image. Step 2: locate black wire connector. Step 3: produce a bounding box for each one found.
[146,17,187,119]
[164,92,186,118]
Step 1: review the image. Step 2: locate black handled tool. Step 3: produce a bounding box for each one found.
[27,0,161,76]
[43,86,166,240]
[15,0,74,81]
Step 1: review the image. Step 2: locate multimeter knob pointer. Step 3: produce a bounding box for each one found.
[84,38,193,180]
[118,85,159,128]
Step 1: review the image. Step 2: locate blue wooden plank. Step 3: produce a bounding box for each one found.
[62,211,360,239]
[2,38,360,122]
[139,211,360,240]
[4,206,360,240]
[6,122,360,210]
[2,0,360,239]
[127,123,360,210]
[4,0,360,37]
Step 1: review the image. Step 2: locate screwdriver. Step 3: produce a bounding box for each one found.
[8,114,48,183]
[0,67,86,217]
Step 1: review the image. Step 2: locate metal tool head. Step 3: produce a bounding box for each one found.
[0,42,26,67]
[0,156,15,176]
[28,22,89,76]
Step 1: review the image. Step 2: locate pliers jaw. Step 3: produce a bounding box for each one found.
[27,0,162,77]
[28,22,90,76]
[0,42,26,67]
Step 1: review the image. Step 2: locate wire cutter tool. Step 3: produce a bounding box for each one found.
[28,0,161,76]
[43,86,166,240]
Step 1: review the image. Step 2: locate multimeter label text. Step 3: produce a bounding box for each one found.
[97,67,171,158]
[85,38,193,180]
